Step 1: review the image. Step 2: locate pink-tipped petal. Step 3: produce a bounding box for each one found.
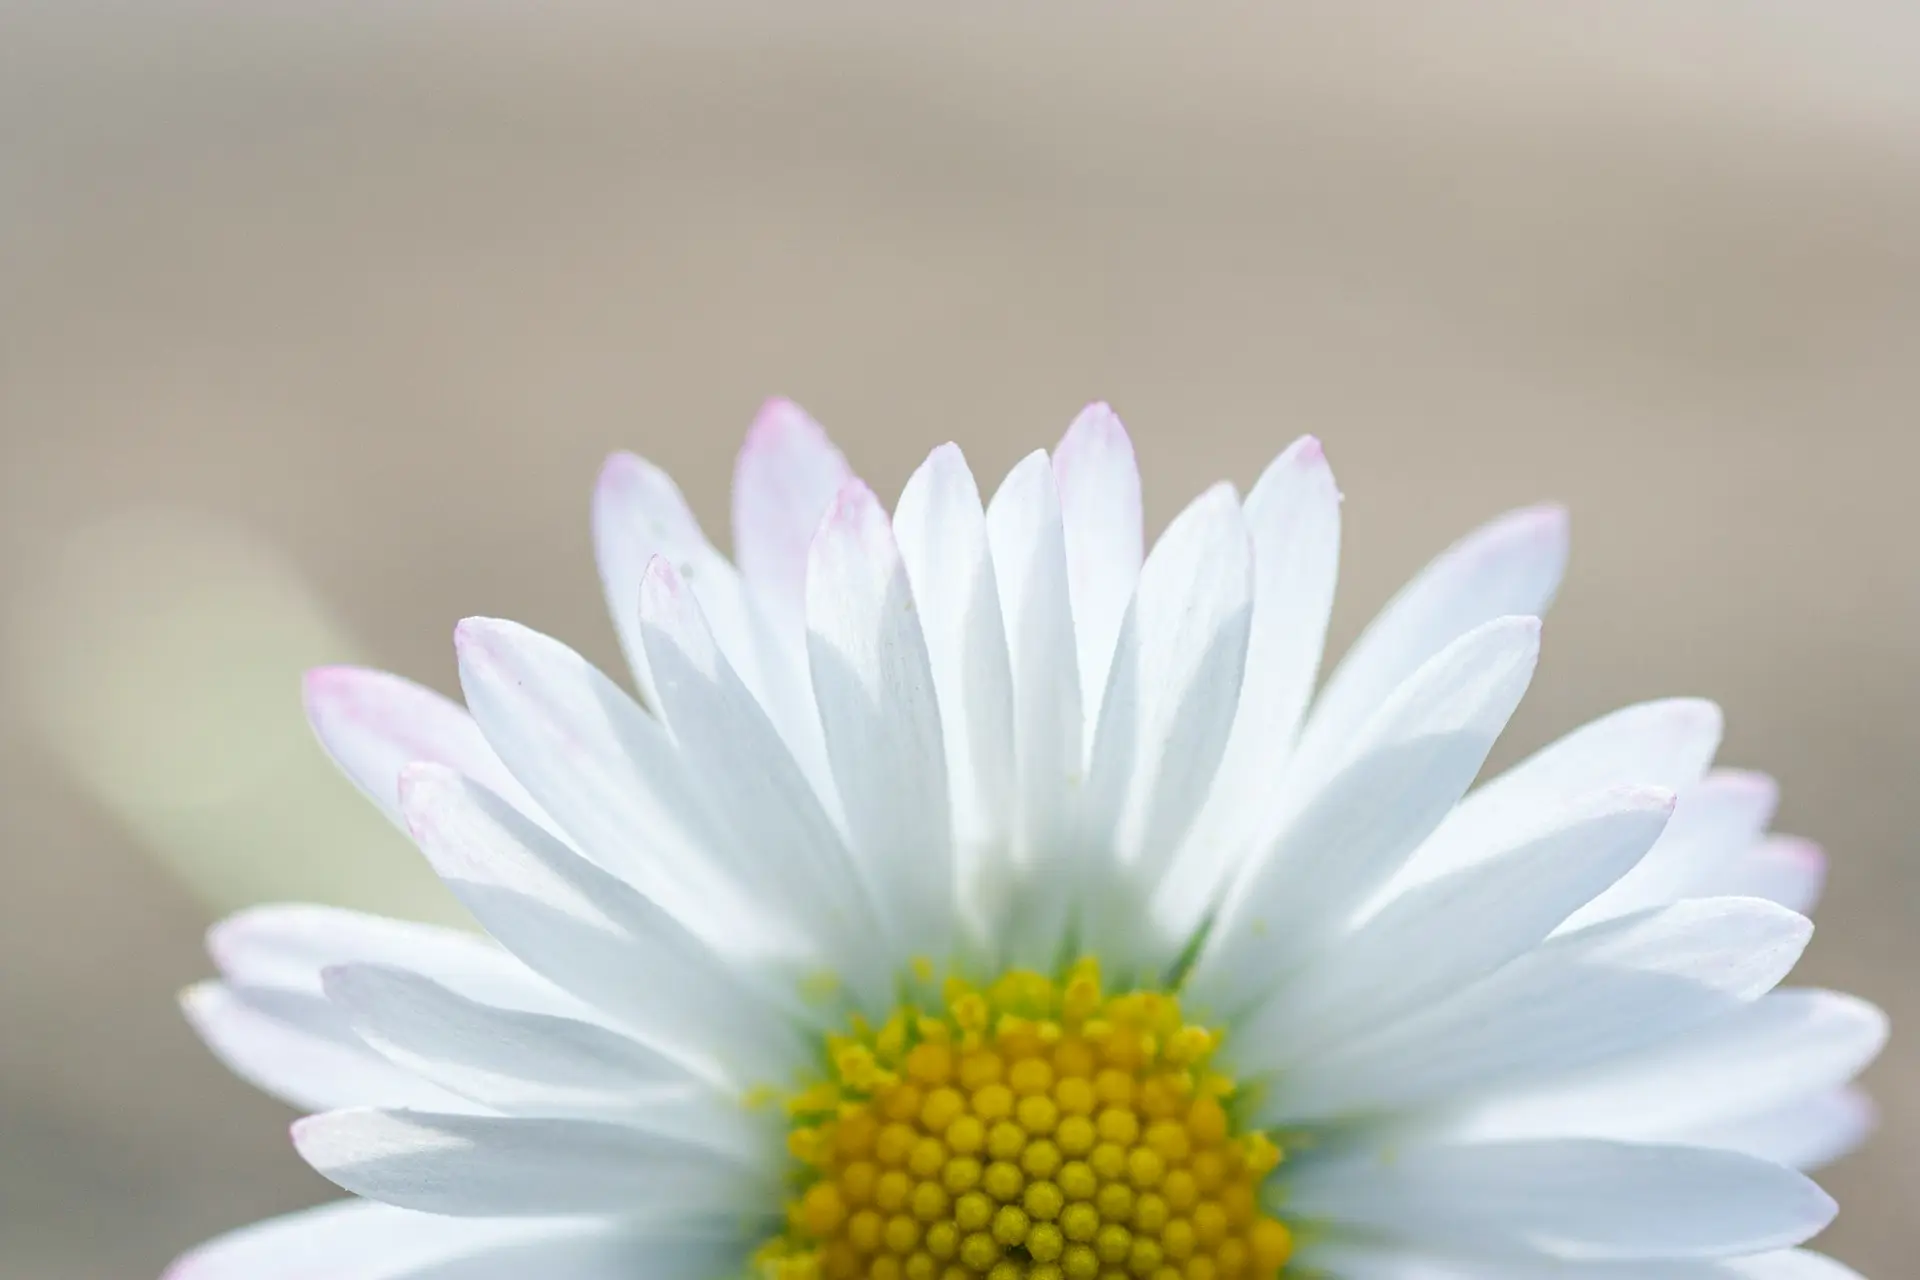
[806,477,954,960]
[731,397,850,633]
[1714,835,1830,916]
[1397,696,1724,893]
[303,665,533,826]
[592,451,756,705]
[1569,767,1784,926]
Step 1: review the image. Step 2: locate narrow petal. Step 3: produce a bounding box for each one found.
[1394,697,1723,893]
[1264,897,1812,1125]
[984,450,1085,965]
[732,397,851,636]
[1165,436,1340,932]
[1699,835,1827,915]
[303,666,536,827]
[807,479,955,961]
[398,763,811,1080]
[1293,504,1568,771]
[893,444,1017,884]
[181,981,464,1113]
[210,903,567,1014]
[725,400,851,789]
[162,1201,590,1280]
[1187,616,1541,1017]
[1297,1241,1750,1278]
[1727,1252,1870,1280]
[1287,1138,1833,1261]
[1679,1088,1877,1171]
[591,451,766,708]
[294,1109,778,1217]
[1571,770,1779,926]
[1053,403,1143,721]
[1089,484,1252,864]
[323,962,705,1120]
[381,1230,744,1280]
[454,617,774,949]
[1232,786,1674,1074]
[1451,989,1887,1149]
[639,558,890,1002]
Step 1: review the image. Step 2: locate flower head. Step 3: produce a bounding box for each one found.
[172,402,1880,1280]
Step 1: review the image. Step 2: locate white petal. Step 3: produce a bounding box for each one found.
[1393,697,1723,893]
[591,451,766,708]
[1287,1138,1833,1261]
[1678,1088,1877,1172]
[1572,770,1779,926]
[1232,786,1673,1074]
[1082,482,1253,957]
[731,397,851,637]
[1450,989,1886,1150]
[398,763,811,1080]
[638,557,889,1000]
[1087,483,1252,868]
[1053,403,1143,722]
[1727,1252,1870,1280]
[807,478,954,961]
[1187,616,1541,1017]
[372,1228,744,1280]
[162,1200,597,1280]
[209,903,566,1014]
[303,666,536,827]
[455,617,781,949]
[294,1108,778,1217]
[725,400,851,790]
[1296,1241,1748,1278]
[1294,504,1568,771]
[984,450,1085,965]
[1699,835,1827,915]
[181,981,464,1113]
[1165,436,1340,933]
[893,444,1017,883]
[1265,897,1813,1125]
[322,962,705,1120]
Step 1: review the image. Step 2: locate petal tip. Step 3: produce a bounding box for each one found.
[925,440,966,468]
[592,449,658,507]
[1611,782,1680,815]
[826,476,882,523]
[1056,401,1135,466]
[1779,835,1827,866]
[1515,501,1571,531]
[452,616,520,662]
[742,396,827,455]
[1705,767,1782,808]
[639,552,686,601]
[1477,502,1571,560]
[301,664,378,720]
[178,979,218,1020]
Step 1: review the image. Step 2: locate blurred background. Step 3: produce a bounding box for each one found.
[3,3,1918,1276]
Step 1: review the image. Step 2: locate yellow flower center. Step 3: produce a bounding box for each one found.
[762,959,1293,1280]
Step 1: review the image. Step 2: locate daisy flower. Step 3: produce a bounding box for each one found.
[172,402,1882,1280]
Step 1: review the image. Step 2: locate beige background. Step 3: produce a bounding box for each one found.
[2,5,1916,1276]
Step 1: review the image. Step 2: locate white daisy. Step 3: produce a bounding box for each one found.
[171,402,1882,1280]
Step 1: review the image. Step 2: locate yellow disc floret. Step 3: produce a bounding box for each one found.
[761,959,1292,1280]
